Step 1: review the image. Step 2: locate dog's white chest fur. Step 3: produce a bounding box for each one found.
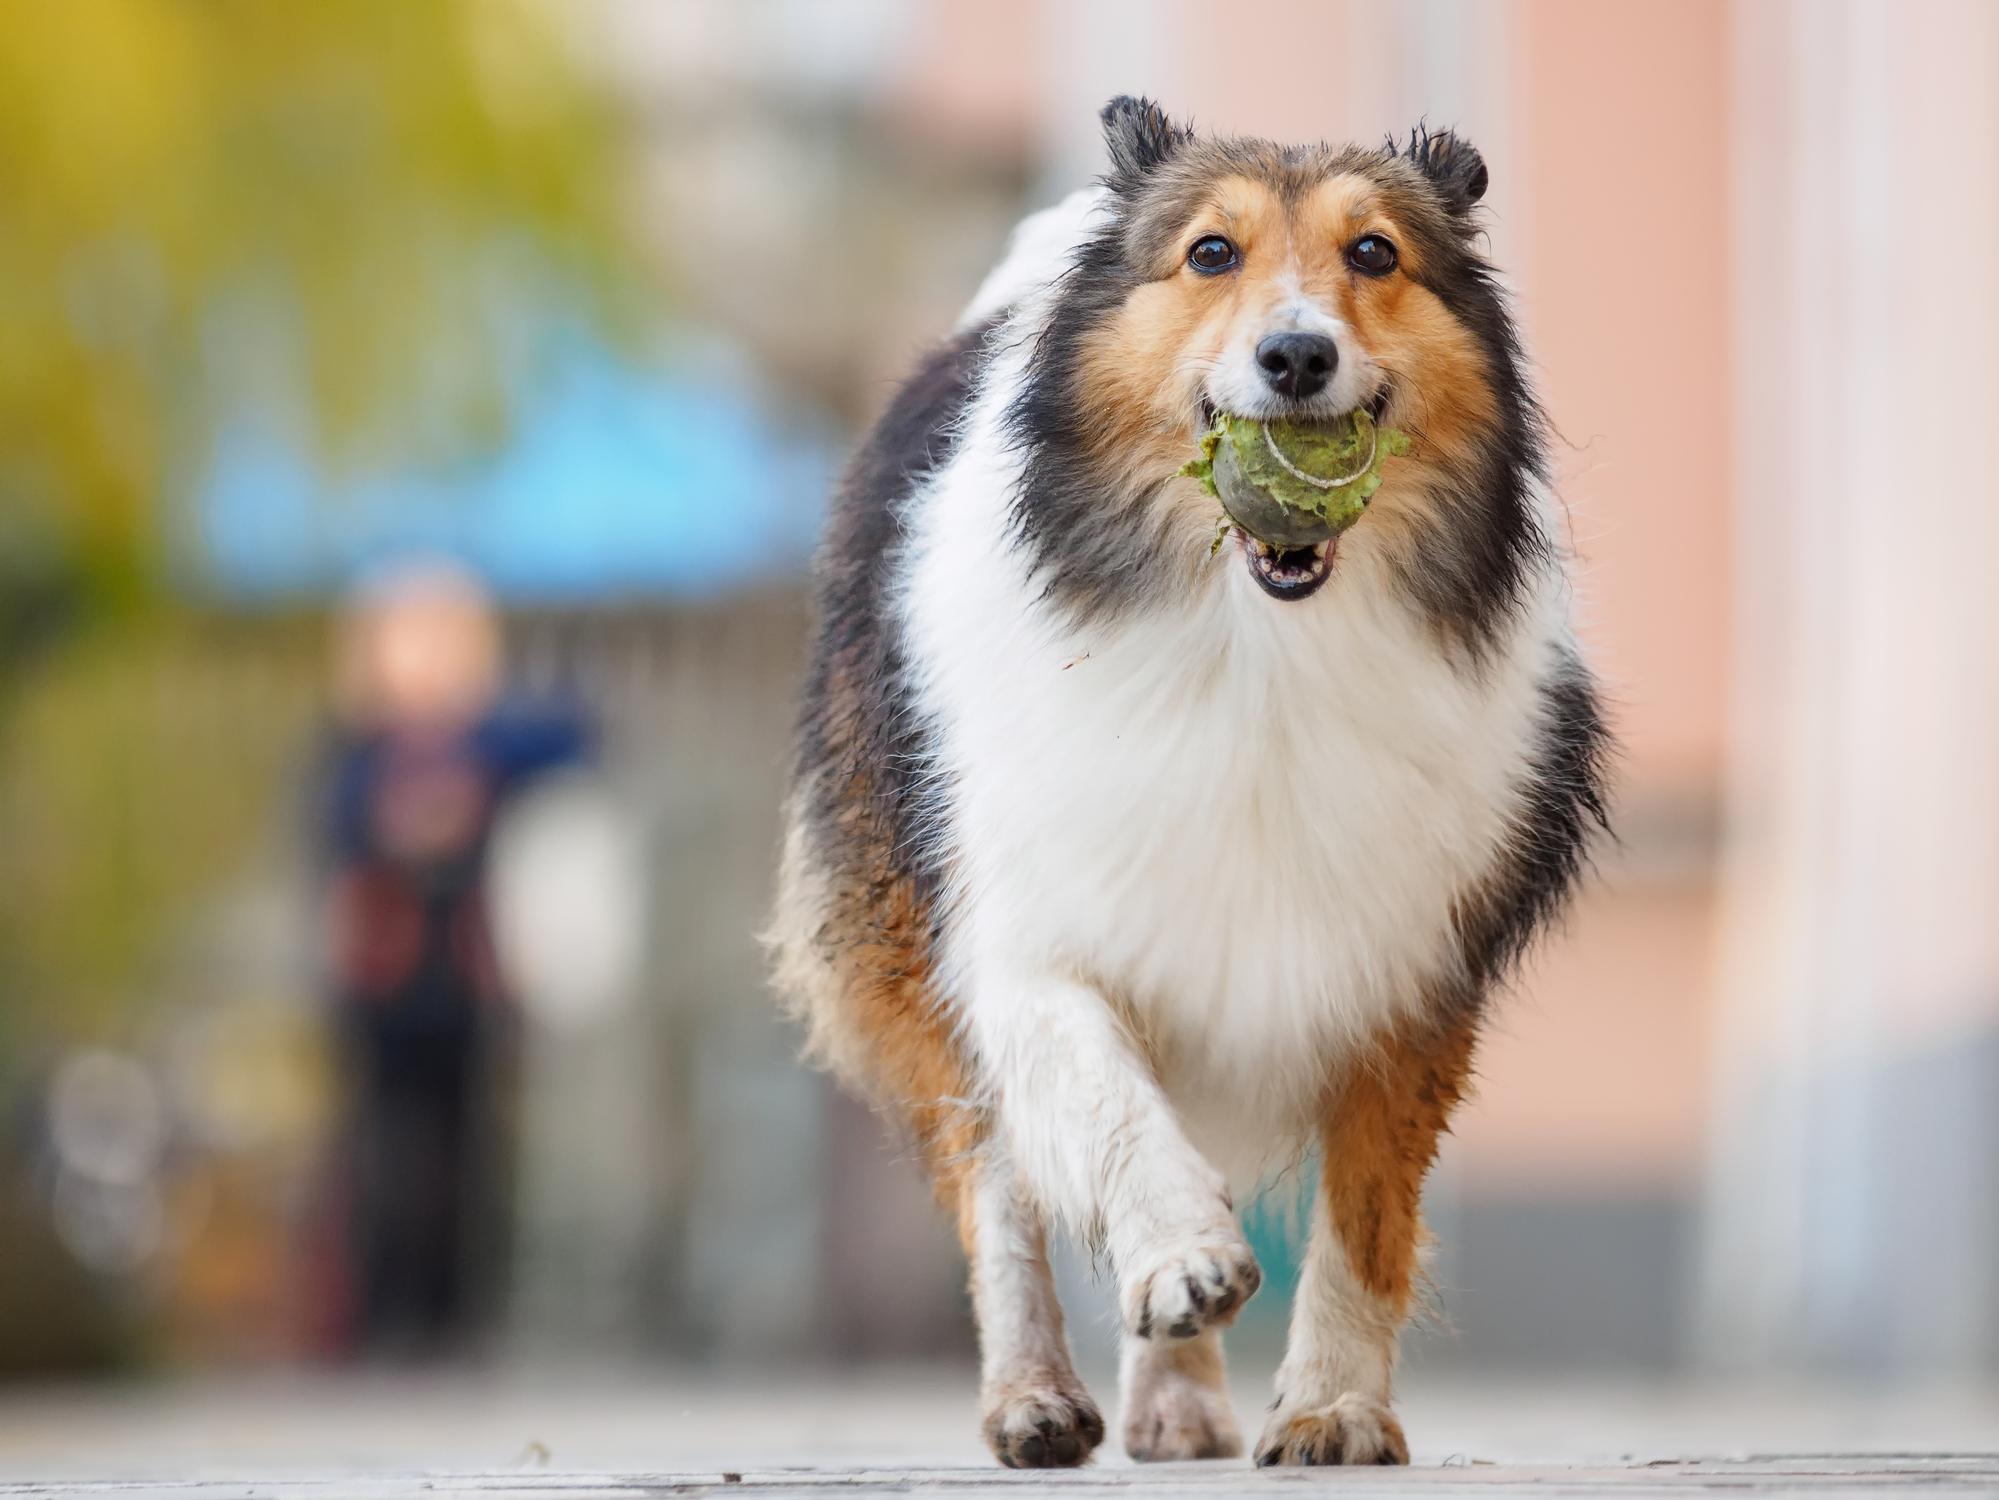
[896,199,1567,1184]
[902,410,1559,1188]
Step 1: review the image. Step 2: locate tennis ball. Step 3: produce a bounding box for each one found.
[1180,409,1411,550]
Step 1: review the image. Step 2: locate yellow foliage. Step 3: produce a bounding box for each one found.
[0,0,636,613]
[0,615,328,1044]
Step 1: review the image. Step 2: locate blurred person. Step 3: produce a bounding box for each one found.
[316,560,590,1360]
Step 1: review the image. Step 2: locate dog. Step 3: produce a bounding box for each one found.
[769,97,1608,1468]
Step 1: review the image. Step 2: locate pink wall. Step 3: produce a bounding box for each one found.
[1518,0,1733,789]
[893,0,1039,152]
[1455,0,1731,1192]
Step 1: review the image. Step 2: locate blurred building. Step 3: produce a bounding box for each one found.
[1700,0,1999,1375]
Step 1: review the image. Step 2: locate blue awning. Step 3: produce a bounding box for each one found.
[194,339,835,604]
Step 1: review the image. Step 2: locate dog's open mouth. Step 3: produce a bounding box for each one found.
[1243,532,1336,601]
[1196,390,1389,605]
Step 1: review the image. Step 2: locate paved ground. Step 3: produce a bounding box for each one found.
[10,1458,1999,1500]
[1,1367,1996,1497]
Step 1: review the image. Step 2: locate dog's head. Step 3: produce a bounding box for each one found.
[1011,99,1544,647]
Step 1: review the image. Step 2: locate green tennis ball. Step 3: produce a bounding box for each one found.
[1180,409,1411,550]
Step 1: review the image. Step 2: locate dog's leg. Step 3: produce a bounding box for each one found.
[1119,1327,1241,1461]
[966,970,1261,1343]
[1255,1014,1477,1467]
[960,1147,1104,1468]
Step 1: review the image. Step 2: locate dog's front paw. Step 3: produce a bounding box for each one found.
[1122,1228,1261,1339]
[982,1381,1106,1469]
[1254,1393,1407,1467]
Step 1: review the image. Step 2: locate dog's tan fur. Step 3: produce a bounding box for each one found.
[1322,1012,1479,1308]
[771,788,981,1204]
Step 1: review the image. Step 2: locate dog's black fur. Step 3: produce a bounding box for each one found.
[794,324,991,928]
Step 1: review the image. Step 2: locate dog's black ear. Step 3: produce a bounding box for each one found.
[1101,96,1189,186]
[1408,128,1488,216]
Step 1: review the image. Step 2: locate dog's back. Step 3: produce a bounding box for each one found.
[768,322,990,1185]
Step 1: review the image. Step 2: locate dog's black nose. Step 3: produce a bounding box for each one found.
[1255,332,1339,400]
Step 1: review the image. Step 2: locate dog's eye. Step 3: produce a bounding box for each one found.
[1348,235,1398,276]
[1187,235,1238,274]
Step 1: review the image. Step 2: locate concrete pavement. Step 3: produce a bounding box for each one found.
[1,1366,1996,1496]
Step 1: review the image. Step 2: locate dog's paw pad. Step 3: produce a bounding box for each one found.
[1254,1393,1407,1467]
[983,1385,1106,1469]
[1125,1235,1261,1339]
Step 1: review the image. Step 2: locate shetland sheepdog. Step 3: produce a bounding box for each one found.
[770,98,1607,1468]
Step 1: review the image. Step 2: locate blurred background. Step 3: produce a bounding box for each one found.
[1,0,1996,1430]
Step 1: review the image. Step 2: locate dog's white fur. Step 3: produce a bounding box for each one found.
[897,192,1577,1452]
